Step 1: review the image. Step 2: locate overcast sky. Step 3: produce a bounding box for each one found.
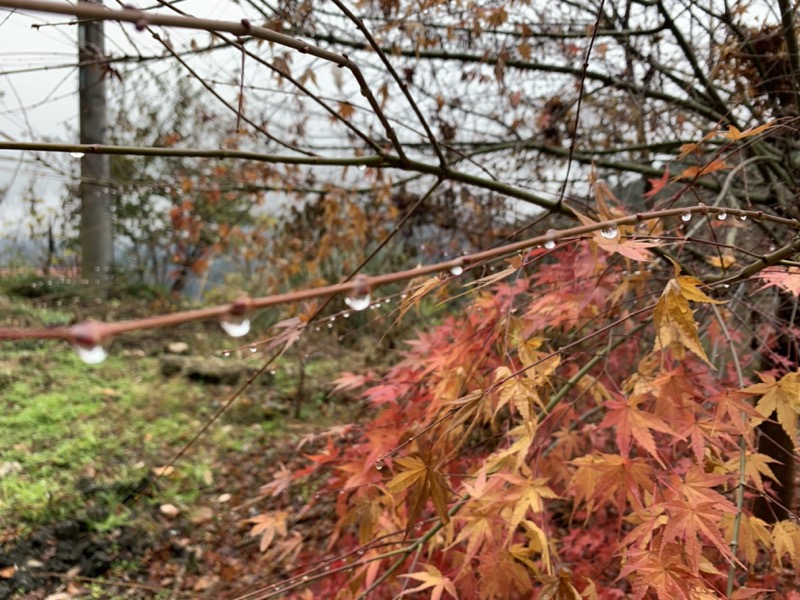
[0,1,255,233]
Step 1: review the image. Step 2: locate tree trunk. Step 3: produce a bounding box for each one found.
[754,291,798,522]
[78,0,113,297]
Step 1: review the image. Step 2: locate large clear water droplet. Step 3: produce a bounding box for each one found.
[74,343,108,364]
[374,459,385,471]
[346,293,371,311]
[450,264,464,276]
[544,229,557,250]
[71,322,108,364]
[717,211,727,221]
[220,317,251,337]
[739,214,747,221]
[681,212,691,222]
[70,151,85,158]
[600,225,618,239]
[345,276,371,311]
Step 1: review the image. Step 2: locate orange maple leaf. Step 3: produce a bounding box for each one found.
[620,545,705,599]
[247,510,289,552]
[678,159,730,179]
[600,394,673,466]
[643,167,671,198]
[570,453,654,515]
[660,499,737,573]
[756,266,800,296]
[672,467,732,508]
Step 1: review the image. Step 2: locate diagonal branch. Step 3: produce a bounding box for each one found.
[328,0,446,168]
[0,0,405,159]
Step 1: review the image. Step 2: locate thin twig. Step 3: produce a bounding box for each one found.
[329,0,445,167]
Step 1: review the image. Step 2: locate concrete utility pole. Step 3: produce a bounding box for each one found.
[78,0,113,297]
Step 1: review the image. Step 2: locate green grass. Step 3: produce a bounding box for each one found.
[0,290,379,535]
[0,346,218,527]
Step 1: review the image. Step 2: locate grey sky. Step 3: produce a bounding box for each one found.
[0,1,253,232]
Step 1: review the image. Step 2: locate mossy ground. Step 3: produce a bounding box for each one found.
[0,289,372,598]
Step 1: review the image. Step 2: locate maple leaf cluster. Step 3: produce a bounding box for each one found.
[246,236,800,599]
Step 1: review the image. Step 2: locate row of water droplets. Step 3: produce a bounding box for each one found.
[71,269,468,364]
[69,234,632,365]
[680,210,747,222]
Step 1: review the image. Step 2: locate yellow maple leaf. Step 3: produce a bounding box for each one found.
[773,519,800,570]
[724,452,780,493]
[707,253,737,269]
[741,371,800,440]
[386,455,451,530]
[493,366,543,433]
[517,337,560,386]
[723,121,775,141]
[399,564,458,599]
[386,456,427,494]
[501,474,559,532]
[393,275,441,323]
[721,513,771,563]
[653,262,725,363]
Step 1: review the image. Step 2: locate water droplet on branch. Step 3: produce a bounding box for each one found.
[70,322,109,364]
[681,212,692,222]
[450,264,464,276]
[344,275,371,311]
[221,297,251,337]
[70,151,85,158]
[717,211,727,221]
[600,225,618,239]
[74,343,108,364]
[220,317,251,338]
[543,229,557,250]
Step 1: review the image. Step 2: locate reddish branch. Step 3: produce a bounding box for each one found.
[2,206,798,346]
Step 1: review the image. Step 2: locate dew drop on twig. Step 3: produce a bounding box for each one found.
[681,212,691,222]
[71,322,109,364]
[717,211,728,221]
[544,229,557,250]
[344,276,371,311]
[220,317,250,338]
[74,343,108,364]
[600,225,618,239]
